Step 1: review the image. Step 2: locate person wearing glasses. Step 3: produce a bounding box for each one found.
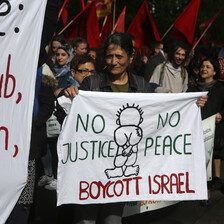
[70,54,96,88]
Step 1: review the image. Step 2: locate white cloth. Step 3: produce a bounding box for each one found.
[0,1,47,222]
[57,91,207,206]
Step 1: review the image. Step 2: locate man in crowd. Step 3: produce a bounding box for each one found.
[149,40,190,93]
[69,37,88,56]
[144,41,166,82]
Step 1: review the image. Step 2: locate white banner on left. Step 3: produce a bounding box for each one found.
[0,1,47,222]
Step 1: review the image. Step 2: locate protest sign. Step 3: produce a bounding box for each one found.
[123,115,216,217]
[202,115,216,181]
[57,91,208,206]
[0,1,47,222]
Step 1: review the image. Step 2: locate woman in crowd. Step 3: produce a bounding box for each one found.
[55,54,96,125]
[188,58,224,205]
[58,32,207,224]
[47,35,66,69]
[53,43,76,89]
[70,54,96,87]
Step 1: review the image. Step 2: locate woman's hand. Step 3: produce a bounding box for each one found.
[196,95,208,107]
[216,112,222,123]
[64,86,79,98]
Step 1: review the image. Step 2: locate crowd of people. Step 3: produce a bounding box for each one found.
[5,2,224,223]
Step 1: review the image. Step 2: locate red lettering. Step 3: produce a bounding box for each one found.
[170,173,178,193]
[79,177,141,200]
[98,181,112,198]
[79,181,89,200]
[123,178,132,195]
[4,54,15,98]
[0,54,22,103]
[152,175,161,194]
[13,145,18,158]
[114,180,124,197]
[133,176,142,195]
[90,181,101,199]
[106,181,114,198]
[0,126,8,150]
[0,74,3,97]
[161,175,170,193]
[148,176,152,194]
[186,172,195,193]
[178,173,185,193]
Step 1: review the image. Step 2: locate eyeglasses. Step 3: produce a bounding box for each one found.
[77,69,96,75]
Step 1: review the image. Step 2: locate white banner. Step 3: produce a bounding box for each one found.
[57,91,208,206]
[0,1,47,222]
[202,115,216,181]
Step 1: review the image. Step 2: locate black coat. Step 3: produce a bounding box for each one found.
[144,51,166,82]
[29,76,56,159]
[188,81,224,156]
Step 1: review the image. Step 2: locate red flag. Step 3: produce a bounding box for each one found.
[100,14,113,44]
[114,6,126,33]
[199,10,221,45]
[127,1,160,48]
[58,0,70,26]
[170,0,200,45]
[87,0,113,19]
[80,0,85,10]
[66,0,100,48]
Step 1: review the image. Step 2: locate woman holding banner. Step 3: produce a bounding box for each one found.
[58,32,207,224]
[188,57,224,205]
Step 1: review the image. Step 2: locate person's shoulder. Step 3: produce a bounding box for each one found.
[80,73,104,91]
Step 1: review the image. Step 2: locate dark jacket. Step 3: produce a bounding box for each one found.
[80,69,152,93]
[144,51,166,82]
[30,75,57,159]
[55,70,155,125]
[188,81,224,155]
[187,81,224,120]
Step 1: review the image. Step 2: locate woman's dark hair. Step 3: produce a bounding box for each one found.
[167,39,190,64]
[104,33,133,57]
[47,35,67,69]
[56,43,73,56]
[69,37,89,49]
[200,58,220,80]
[70,54,95,71]
[51,35,66,46]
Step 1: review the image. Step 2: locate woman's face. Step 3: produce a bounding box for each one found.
[71,62,95,84]
[200,60,216,83]
[52,41,61,53]
[56,49,69,66]
[88,50,97,60]
[105,44,132,77]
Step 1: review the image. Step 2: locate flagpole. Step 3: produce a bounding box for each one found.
[58,19,74,35]
[58,0,96,35]
[58,0,68,21]
[161,23,174,40]
[99,15,108,37]
[112,0,116,30]
[192,23,212,50]
[111,23,117,34]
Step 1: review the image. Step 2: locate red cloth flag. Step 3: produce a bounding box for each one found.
[66,0,100,48]
[58,0,70,26]
[127,1,160,48]
[80,0,85,10]
[114,6,126,33]
[199,10,221,45]
[100,14,113,44]
[170,0,200,46]
[87,0,113,19]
